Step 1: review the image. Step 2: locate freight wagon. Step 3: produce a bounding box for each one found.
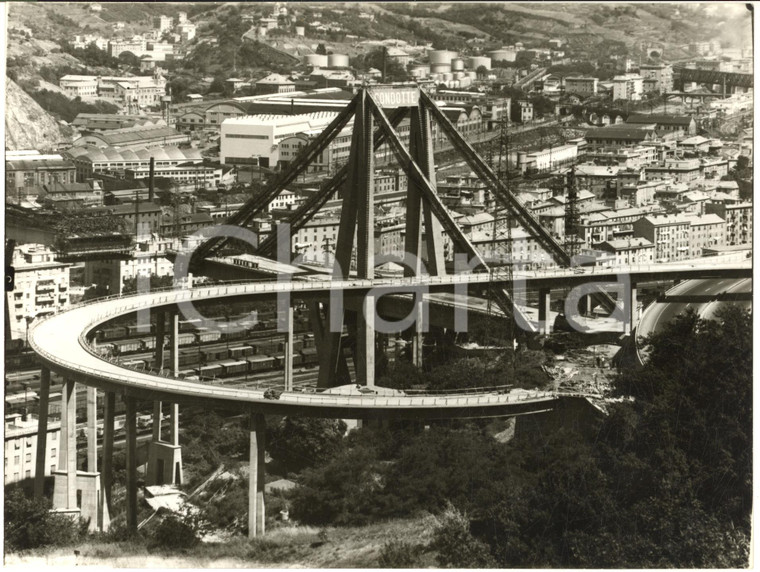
[300,347,319,367]
[220,360,248,376]
[247,356,276,372]
[196,364,222,378]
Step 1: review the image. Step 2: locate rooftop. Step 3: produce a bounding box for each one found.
[627,114,694,126]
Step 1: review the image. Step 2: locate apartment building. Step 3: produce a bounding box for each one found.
[5,414,61,485]
[6,243,71,340]
[564,77,598,96]
[688,213,726,257]
[596,238,655,265]
[612,74,644,101]
[705,201,752,245]
[632,214,692,262]
[637,64,674,93]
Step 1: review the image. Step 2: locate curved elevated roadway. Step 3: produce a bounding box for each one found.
[29,278,561,420]
[29,259,749,419]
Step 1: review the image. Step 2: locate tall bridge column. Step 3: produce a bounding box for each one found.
[101,391,115,512]
[248,413,266,538]
[283,306,294,392]
[538,288,552,335]
[124,396,138,534]
[170,311,179,377]
[86,387,97,472]
[310,302,351,388]
[357,295,376,387]
[64,380,77,509]
[354,90,376,387]
[625,283,638,335]
[34,367,51,498]
[154,310,165,371]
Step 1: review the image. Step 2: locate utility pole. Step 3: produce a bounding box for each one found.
[564,166,580,261]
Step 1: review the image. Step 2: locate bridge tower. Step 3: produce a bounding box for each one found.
[187,86,574,388]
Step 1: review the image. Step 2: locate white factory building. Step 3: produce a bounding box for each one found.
[220,112,344,168]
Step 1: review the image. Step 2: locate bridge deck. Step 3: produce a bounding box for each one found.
[28,259,749,418]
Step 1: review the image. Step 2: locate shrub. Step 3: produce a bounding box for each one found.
[4,488,87,552]
[377,539,422,568]
[431,503,495,568]
[152,515,200,550]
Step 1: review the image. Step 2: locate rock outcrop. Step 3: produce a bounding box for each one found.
[5,79,74,151]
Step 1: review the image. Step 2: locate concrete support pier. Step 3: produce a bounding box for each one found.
[538,288,552,335]
[147,401,183,486]
[170,312,179,377]
[357,295,376,387]
[155,311,165,371]
[102,392,115,511]
[248,413,266,539]
[625,284,638,335]
[34,367,51,498]
[284,306,294,392]
[86,387,97,472]
[64,380,77,508]
[124,396,138,534]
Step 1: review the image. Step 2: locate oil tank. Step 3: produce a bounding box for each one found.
[488,49,517,63]
[430,63,451,74]
[429,49,455,65]
[304,53,328,67]
[410,64,430,78]
[442,72,453,82]
[328,53,349,67]
[459,77,472,88]
[465,70,478,80]
[468,56,492,70]
[453,71,464,80]
[451,58,465,71]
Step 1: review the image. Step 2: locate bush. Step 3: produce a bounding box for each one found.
[152,515,200,550]
[377,539,423,568]
[431,503,495,568]
[4,488,87,552]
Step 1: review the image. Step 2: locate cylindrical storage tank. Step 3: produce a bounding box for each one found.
[429,49,455,65]
[431,63,451,74]
[453,71,464,80]
[451,80,460,89]
[451,58,465,71]
[459,77,472,88]
[442,72,453,82]
[465,70,478,80]
[304,53,328,67]
[295,26,305,36]
[410,64,429,78]
[488,49,516,63]
[468,56,492,70]
[328,53,349,67]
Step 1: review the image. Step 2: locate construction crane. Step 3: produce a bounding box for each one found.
[485,102,515,358]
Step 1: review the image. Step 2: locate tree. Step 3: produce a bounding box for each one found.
[316,43,327,55]
[267,417,347,473]
[4,488,87,552]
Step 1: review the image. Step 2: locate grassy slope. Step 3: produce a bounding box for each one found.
[4,515,438,568]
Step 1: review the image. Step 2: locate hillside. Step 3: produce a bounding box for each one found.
[4,515,438,568]
[4,79,74,151]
